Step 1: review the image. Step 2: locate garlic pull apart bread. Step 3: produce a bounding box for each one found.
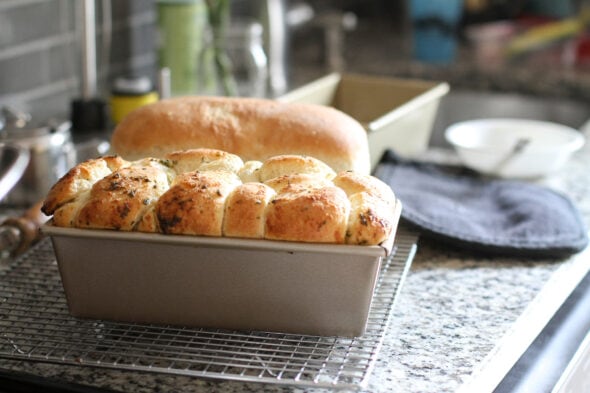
[42,148,398,245]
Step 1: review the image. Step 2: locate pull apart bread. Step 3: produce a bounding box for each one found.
[41,149,397,245]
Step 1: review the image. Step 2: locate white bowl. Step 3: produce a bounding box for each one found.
[444,118,586,179]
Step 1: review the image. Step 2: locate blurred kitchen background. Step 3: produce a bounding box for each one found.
[0,0,589,144]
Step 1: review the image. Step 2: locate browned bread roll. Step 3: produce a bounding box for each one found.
[76,165,170,231]
[165,148,244,174]
[223,183,276,239]
[265,186,350,243]
[157,170,242,236]
[257,154,336,182]
[110,96,371,175]
[42,148,397,245]
[42,155,128,216]
[333,171,397,245]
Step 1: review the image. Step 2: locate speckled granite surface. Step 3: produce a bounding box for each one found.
[2,137,589,393]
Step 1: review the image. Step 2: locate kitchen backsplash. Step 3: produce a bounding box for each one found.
[0,0,157,122]
[2,0,587,125]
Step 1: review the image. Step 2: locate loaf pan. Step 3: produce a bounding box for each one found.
[278,72,450,170]
[43,200,401,337]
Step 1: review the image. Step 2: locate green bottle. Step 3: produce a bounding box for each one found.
[156,0,208,96]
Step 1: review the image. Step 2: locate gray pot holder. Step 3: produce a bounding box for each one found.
[375,150,588,258]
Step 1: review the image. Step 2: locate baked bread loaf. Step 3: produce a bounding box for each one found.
[110,96,371,175]
[42,148,397,245]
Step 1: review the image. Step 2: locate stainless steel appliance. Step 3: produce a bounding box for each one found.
[0,107,76,206]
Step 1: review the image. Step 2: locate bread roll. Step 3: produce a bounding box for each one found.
[135,206,160,233]
[110,96,371,174]
[333,171,396,207]
[333,171,397,245]
[76,165,170,231]
[264,174,333,194]
[238,160,263,183]
[257,155,336,183]
[165,148,244,175]
[223,183,276,238]
[42,155,128,215]
[52,197,88,228]
[156,170,242,236]
[346,192,394,245]
[42,148,397,245]
[265,186,350,243]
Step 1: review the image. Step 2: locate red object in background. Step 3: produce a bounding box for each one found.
[572,33,590,65]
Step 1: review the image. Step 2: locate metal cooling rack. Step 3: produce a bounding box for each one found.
[0,228,417,390]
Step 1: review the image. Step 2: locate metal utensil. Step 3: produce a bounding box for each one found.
[492,137,530,175]
[0,143,30,202]
[0,106,76,206]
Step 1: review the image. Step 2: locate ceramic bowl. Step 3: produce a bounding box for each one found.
[444,118,585,178]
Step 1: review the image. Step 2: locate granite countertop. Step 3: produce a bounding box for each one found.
[1,133,589,393]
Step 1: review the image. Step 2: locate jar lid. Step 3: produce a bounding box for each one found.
[112,76,154,96]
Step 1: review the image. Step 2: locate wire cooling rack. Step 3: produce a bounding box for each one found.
[0,228,417,390]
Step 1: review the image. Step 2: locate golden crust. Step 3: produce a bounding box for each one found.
[264,174,333,194]
[164,148,244,175]
[43,148,397,245]
[110,96,371,174]
[76,165,169,231]
[52,196,88,227]
[333,170,396,203]
[346,192,394,245]
[265,186,350,243]
[134,206,160,233]
[42,155,129,215]
[223,183,276,239]
[156,170,241,236]
[333,171,396,245]
[130,157,177,182]
[257,155,336,182]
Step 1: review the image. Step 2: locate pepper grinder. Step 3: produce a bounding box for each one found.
[70,0,108,137]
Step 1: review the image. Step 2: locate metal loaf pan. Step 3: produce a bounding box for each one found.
[278,72,450,171]
[43,201,401,337]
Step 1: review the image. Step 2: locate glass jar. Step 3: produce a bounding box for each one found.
[197,20,268,98]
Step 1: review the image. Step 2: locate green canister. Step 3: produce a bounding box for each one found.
[156,0,208,96]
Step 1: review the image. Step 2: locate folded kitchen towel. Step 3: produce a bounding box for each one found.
[375,150,589,258]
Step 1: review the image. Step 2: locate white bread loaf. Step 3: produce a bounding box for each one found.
[110,96,371,175]
[42,148,397,245]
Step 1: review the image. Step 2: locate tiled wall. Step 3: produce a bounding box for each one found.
[0,0,157,123]
[0,0,393,123]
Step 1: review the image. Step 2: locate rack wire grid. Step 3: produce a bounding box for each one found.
[0,228,417,390]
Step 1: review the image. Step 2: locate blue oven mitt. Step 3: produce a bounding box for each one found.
[375,150,588,258]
